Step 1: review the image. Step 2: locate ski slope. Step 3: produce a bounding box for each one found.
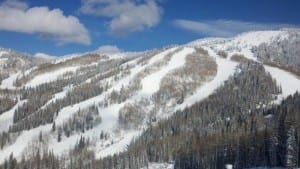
[264,65,300,102]
[0,100,27,133]
[0,72,20,89]
[141,47,195,95]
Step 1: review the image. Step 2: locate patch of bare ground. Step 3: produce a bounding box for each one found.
[118,102,146,129]
[230,54,250,63]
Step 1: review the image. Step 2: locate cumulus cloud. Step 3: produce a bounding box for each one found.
[0,0,90,45]
[95,45,122,54]
[80,0,163,36]
[173,19,298,37]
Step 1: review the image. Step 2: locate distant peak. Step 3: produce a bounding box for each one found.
[34,53,57,60]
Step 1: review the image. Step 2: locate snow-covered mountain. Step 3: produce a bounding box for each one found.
[0,48,53,89]
[0,29,300,166]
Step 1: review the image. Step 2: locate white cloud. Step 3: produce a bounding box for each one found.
[173,19,298,37]
[80,0,163,36]
[0,0,91,45]
[95,45,121,54]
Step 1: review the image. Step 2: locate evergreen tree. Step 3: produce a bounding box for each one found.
[286,127,298,168]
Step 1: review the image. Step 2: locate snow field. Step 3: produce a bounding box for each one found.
[0,72,20,89]
[25,66,79,88]
[264,65,300,102]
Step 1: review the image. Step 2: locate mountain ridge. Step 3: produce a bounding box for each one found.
[0,28,299,168]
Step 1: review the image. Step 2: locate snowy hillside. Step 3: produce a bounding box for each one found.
[0,29,299,167]
[0,48,50,89]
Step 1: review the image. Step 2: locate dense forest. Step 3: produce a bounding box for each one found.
[253,31,300,75]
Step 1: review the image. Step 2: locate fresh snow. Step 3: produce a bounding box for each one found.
[264,65,300,102]
[0,72,20,89]
[189,30,289,61]
[141,47,195,95]
[48,103,126,156]
[96,130,141,158]
[233,30,288,47]
[25,66,79,87]
[189,30,288,48]
[189,29,300,105]
[0,124,52,163]
[0,100,26,133]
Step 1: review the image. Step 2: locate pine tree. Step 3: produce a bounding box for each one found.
[57,130,62,142]
[39,131,43,142]
[286,127,298,168]
[52,122,56,132]
[8,153,16,169]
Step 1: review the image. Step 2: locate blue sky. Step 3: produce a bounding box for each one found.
[0,0,299,56]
